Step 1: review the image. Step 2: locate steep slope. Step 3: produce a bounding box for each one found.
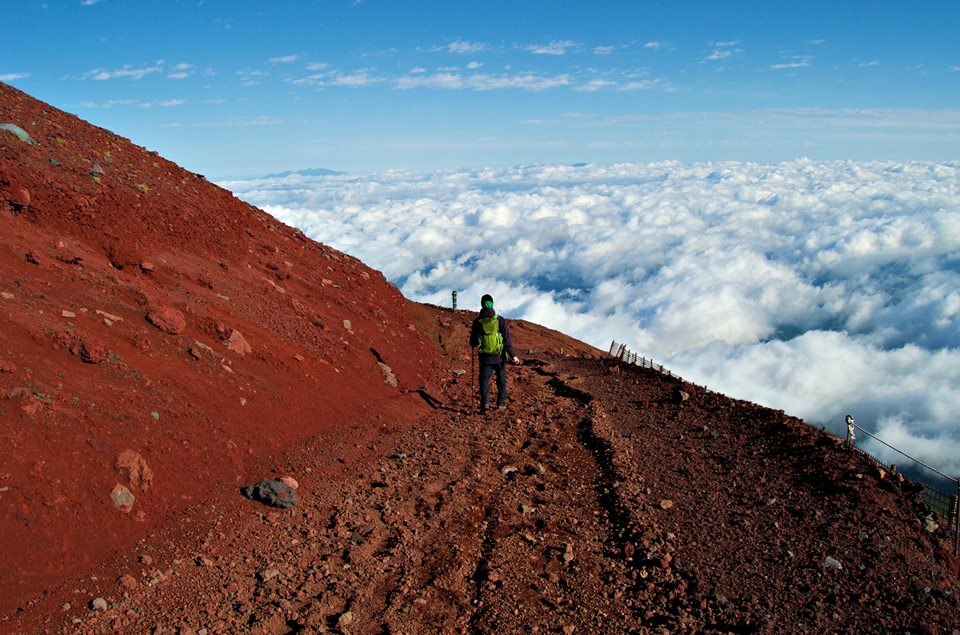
[2,82,958,634]
[0,81,445,616]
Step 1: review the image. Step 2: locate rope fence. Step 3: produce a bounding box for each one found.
[608,342,959,559]
[845,415,959,557]
[609,340,674,377]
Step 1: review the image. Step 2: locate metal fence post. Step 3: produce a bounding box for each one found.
[954,479,959,557]
[452,290,457,312]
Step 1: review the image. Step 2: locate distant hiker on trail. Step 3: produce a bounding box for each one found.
[469,293,521,413]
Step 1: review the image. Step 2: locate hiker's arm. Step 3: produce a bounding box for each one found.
[501,317,520,363]
[468,319,479,348]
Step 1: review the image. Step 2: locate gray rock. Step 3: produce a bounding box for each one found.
[241,479,298,509]
[0,123,36,145]
[89,597,108,611]
[824,556,842,570]
[110,484,135,512]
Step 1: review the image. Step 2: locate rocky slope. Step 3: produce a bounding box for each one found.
[1,82,958,633]
[0,81,444,620]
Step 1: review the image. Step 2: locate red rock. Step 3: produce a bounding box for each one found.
[225,329,252,356]
[115,449,153,492]
[118,574,138,590]
[146,306,186,335]
[78,338,108,364]
[3,185,30,211]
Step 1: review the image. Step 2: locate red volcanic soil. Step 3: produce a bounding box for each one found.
[2,81,959,633]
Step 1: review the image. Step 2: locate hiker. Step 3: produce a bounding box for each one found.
[469,293,521,413]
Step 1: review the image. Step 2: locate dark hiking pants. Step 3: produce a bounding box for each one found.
[478,360,506,410]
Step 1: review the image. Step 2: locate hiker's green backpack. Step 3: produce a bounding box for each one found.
[478,316,504,355]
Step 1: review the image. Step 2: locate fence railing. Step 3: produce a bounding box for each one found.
[609,341,674,377]
[845,416,959,557]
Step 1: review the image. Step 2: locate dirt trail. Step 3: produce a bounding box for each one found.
[13,330,959,634]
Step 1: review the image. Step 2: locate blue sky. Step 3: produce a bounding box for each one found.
[3,1,959,177]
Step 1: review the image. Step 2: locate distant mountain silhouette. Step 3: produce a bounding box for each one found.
[262,167,345,178]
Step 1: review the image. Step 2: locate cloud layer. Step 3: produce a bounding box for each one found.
[223,160,960,478]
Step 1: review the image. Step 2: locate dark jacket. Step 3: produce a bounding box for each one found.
[470,308,516,366]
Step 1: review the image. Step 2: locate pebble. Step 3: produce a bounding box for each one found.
[562,543,574,564]
[659,499,674,510]
[824,556,843,570]
[90,597,108,611]
[258,568,280,582]
[337,611,354,627]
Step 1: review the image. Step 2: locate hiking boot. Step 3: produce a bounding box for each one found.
[479,405,488,414]
[496,403,507,411]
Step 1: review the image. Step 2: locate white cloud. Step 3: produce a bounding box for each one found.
[618,79,660,91]
[574,79,617,92]
[306,62,329,71]
[0,73,29,81]
[224,159,960,476]
[168,63,193,79]
[79,98,183,109]
[703,41,743,62]
[436,40,489,54]
[643,41,663,49]
[393,72,570,92]
[237,69,268,86]
[269,54,299,64]
[466,61,483,70]
[525,40,579,56]
[593,46,615,55]
[771,56,812,70]
[292,69,381,87]
[162,115,282,128]
[88,64,163,80]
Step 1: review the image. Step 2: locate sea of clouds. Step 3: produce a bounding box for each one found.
[223,160,960,480]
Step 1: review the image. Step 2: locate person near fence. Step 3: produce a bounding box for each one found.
[469,293,521,413]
